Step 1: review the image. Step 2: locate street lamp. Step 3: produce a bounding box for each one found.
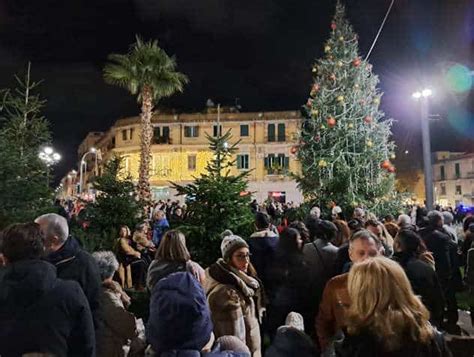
[78,147,98,195]
[412,88,434,210]
[39,146,61,187]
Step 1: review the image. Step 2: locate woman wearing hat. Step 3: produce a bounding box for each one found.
[204,232,265,357]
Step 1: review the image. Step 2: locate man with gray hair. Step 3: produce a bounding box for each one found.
[35,213,102,329]
[442,211,458,243]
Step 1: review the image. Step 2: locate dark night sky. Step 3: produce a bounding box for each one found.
[0,0,472,179]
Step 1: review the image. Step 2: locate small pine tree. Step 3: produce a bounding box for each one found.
[82,156,144,251]
[171,130,254,266]
[0,64,54,228]
[296,2,398,215]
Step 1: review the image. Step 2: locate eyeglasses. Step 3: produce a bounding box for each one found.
[233,253,251,261]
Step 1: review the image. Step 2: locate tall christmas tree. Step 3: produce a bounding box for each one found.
[296,1,397,214]
[171,129,254,266]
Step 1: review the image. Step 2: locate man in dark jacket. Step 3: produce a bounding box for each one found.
[0,223,95,357]
[249,212,279,299]
[35,213,102,329]
[419,210,459,331]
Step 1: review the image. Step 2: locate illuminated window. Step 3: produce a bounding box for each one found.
[188,155,197,171]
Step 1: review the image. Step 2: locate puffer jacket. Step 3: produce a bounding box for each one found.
[204,259,264,357]
[96,281,137,357]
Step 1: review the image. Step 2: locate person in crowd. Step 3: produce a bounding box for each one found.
[461,223,474,267]
[384,214,399,238]
[132,222,155,265]
[333,219,363,275]
[265,312,318,357]
[250,199,259,214]
[249,211,279,300]
[398,213,417,231]
[316,229,381,354]
[353,207,365,223]
[365,219,394,257]
[116,225,146,291]
[309,206,321,219]
[442,211,458,243]
[332,219,350,247]
[268,228,311,338]
[147,229,205,291]
[147,272,250,356]
[288,221,310,244]
[420,210,459,332]
[93,251,138,357]
[392,229,444,327]
[205,234,265,356]
[35,213,102,328]
[0,223,95,357]
[337,257,452,357]
[152,210,170,247]
[303,219,339,336]
[170,206,184,226]
[465,239,474,326]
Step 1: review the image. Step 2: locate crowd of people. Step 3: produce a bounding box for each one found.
[3,198,474,356]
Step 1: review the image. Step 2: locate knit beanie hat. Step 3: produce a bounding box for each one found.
[220,234,249,261]
[146,272,213,354]
[216,335,251,354]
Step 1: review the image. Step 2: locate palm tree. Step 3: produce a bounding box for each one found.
[104,37,188,203]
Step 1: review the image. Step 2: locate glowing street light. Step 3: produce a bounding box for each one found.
[412,87,434,210]
[39,146,61,167]
[79,147,99,194]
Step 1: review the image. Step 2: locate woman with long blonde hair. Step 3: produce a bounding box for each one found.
[337,257,451,356]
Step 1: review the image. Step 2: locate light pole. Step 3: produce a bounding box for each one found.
[78,147,97,195]
[412,88,434,210]
[39,146,61,186]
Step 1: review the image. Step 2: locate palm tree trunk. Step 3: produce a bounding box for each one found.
[138,86,153,206]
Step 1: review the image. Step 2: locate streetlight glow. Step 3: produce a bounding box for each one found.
[53,153,61,161]
[422,89,433,97]
[44,147,53,155]
[412,91,422,99]
[90,147,97,153]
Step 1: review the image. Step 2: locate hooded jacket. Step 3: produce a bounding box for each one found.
[204,259,264,357]
[45,236,102,329]
[0,260,95,357]
[248,229,278,298]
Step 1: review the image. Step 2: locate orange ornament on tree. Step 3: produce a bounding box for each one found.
[353,57,361,67]
[364,115,372,124]
[327,117,336,128]
[381,160,391,169]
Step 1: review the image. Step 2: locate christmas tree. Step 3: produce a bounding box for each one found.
[0,64,54,228]
[171,130,254,266]
[296,1,397,215]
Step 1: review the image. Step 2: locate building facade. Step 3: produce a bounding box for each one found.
[76,109,304,203]
[433,151,474,207]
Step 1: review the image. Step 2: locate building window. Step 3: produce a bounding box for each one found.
[277,123,286,142]
[455,185,462,195]
[237,154,249,170]
[264,154,289,173]
[184,126,199,138]
[129,128,134,140]
[188,155,196,171]
[440,183,446,196]
[213,125,222,137]
[455,163,461,179]
[268,124,276,142]
[124,156,130,174]
[240,124,249,137]
[153,126,161,139]
[122,129,128,141]
[163,126,170,138]
[440,165,445,180]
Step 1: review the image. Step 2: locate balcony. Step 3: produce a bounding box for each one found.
[266,167,289,176]
[153,136,172,145]
[266,135,286,143]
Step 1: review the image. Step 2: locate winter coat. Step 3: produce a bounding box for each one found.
[45,236,102,330]
[152,219,170,246]
[335,329,452,357]
[147,260,205,291]
[465,246,474,288]
[267,253,312,337]
[133,231,154,251]
[204,259,264,357]
[96,281,137,357]
[316,273,350,351]
[265,327,318,357]
[420,227,452,282]
[248,229,278,298]
[392,252,444,327]
[0,260,95,357]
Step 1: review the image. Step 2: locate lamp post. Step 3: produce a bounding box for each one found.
[78,147,97,195]
[412,88,434,210]
[39,146,61,186]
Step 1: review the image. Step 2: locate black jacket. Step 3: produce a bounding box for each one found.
[420,227,452,282]
[0,260,95,357]
[336,330,452,357]
[265,327,318,357]
[45,237,102,328]
[392,252,444,326]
